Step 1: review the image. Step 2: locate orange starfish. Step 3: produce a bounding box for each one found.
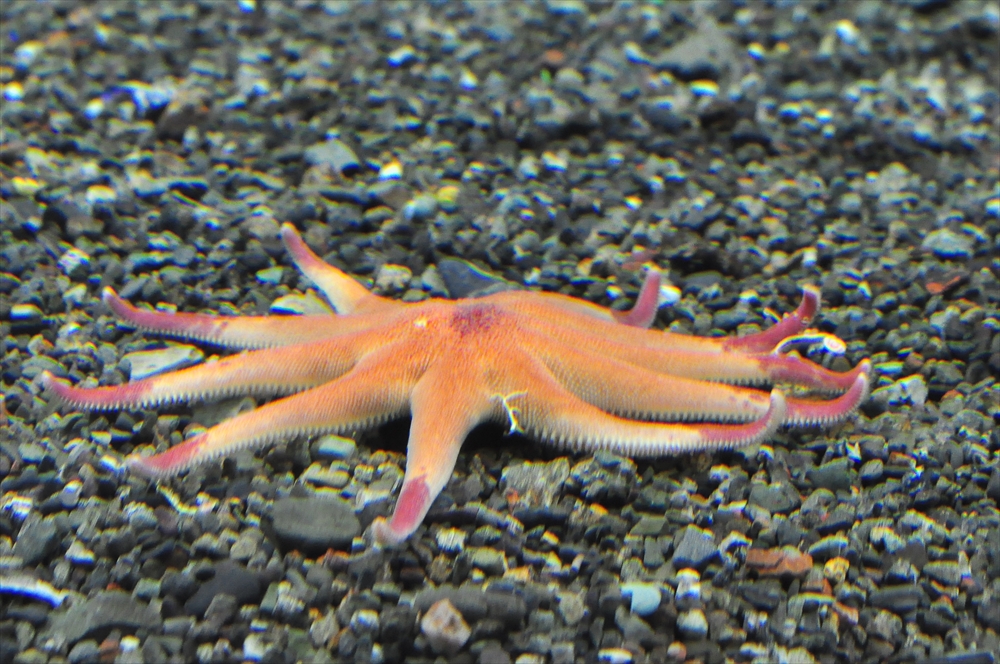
[43,224,870,546]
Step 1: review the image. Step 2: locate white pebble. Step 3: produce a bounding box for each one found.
[420,599,470,656]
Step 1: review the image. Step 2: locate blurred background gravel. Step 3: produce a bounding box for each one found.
[1,1,998,663]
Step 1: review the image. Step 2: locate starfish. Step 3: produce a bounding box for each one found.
[43,223,871,546]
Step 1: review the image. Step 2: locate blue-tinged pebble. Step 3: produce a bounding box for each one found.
[676,608,708,639]
[60,480,82,509]
[689,80,718,98]
[65,540,96,566]
[838,192,862,214]
[874,361,904,377]
[403,194,438,222]
[270,292,333,315]
[541,151,568,173]
[921,228,973,259]
[807,534,849,559]
[778,102,802,120]
[304,139,359,175]
[620,582,661,616]
[312,434,357,460]
[986,197,1000,217]
[3,82,24,101]
[0,573,69,606]
[387,45,417,67]
[18,443,47,465]
[517,156,539,179]
[85,184,117,206]
[132,578,161,601]
[835,19,860,45]
[14,41,43,68]
[124,345,204,381]
[459,68,478,90]
[58,248,90,276]
[11,304,43,320]
[255,267,283,285]
[598,648,633,664]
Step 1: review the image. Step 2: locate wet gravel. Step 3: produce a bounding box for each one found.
[1,1,999,663]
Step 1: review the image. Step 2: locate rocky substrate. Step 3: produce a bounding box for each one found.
[1,1,998,663]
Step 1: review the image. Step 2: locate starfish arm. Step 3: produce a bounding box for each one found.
[489,269,661,330]
[126,342,419,478]
[782,370,871,426]
[531,331,769,422]
[371,363,492,547]
[40,336,361,411]
[519,313,864,390]
[721,285,820,352]
[280,223,395,315]
[510,355,787,457]
[102,287,389,349]
[531,330,867,425]
[761,355,871,393]
[499,297,737,355]
[506,285,821,357]
[610,268,661,328]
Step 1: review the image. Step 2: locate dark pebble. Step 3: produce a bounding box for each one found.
[868,585,926,613]
[918,609,955,636]
[671,525,717,569]
[748,481,801,514]
[413,585,527,627]
[12,515,59,566]
[807,458,857,492]
[41,590,162,646]
[269,496,360,554]
[183,561,264,618]
[736,579,783,611]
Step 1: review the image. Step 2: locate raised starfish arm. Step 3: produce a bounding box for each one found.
[371,362,492,547]
[280,223,397,316]
[40,336,361,411]
[102,287,391,349]
[492,269,662,331]
[610,268,661,328]
[502,284,819,357]
[721,285,819,353]
[530,331,871,427]
[126,342,418,478]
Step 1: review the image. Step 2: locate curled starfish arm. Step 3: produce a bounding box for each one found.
[721,285,820,353]
[280,223,396,316]
[102,287,384,349]
[513,284,821,357]
[492,269,661,331]
[40,337,361,411]
[126,342,418,478]
[781,369,871,427]
[760,353,870,393]
[610,268,661,328]
[371,363,492,547]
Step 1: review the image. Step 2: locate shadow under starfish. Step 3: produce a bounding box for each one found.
[43,223,870,546]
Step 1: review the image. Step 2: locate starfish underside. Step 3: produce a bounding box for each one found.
[44,224,871,545]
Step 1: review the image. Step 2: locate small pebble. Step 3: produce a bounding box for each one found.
[420,599,470,657]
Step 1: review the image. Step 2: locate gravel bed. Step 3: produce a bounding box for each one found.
[1,2,998,664]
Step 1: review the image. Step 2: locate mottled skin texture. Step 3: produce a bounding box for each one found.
[43,223,871,546]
